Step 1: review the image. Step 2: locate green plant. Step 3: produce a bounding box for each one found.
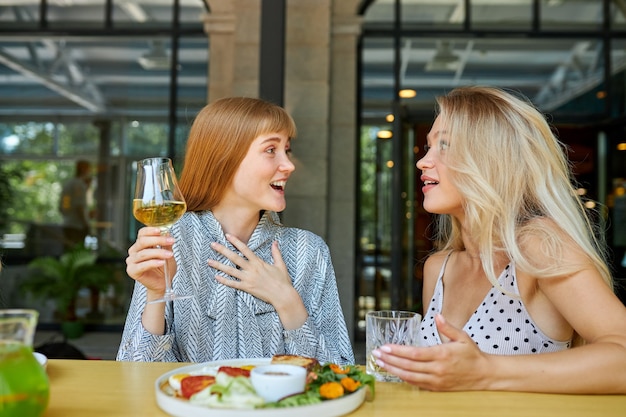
[21,245,115,322]
[0,165,22,236]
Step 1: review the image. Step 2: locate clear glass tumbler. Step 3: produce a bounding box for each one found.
[365,310,422,382]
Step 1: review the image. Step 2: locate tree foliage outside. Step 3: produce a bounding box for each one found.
[0,120,169,239]
[359,125,395,253]
[1,160,73,235]
[359,126,380,251]
[0,165,22,236]
[123,121,169,157]
[2,122,56,155]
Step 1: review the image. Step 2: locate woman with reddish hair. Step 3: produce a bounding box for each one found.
[118,97,354,365]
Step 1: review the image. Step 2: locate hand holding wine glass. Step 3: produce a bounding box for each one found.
[133,157,191,303]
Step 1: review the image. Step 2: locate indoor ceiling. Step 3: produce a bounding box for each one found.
[361,0,626,122]
[0,0,209,119]
[0,0,624,123]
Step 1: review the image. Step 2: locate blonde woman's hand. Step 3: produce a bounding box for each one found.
[208,233,308,329]
[372,314,493,391]
[126,226,175,298]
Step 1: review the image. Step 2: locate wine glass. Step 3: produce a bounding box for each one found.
[133,157,191,303]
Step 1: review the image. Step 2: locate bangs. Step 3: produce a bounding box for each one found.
[253,106,297,139]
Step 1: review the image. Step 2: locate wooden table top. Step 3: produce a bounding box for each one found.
[43,359,626,417]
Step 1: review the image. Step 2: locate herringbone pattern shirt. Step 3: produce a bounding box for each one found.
[117,211,355,365]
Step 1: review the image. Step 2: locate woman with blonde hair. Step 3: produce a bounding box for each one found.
[118,97,354,364]
[372,86,626,393]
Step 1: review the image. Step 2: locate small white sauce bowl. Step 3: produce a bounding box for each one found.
[250,364,306,402]
[33,352,48,370]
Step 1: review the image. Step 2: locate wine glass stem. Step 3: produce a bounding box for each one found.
[161,228,174,298]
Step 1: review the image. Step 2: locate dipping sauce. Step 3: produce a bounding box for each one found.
[250,364,307,402]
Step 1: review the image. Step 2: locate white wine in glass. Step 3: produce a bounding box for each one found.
[133,157,191,303]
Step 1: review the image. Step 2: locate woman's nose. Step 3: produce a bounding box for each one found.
[281,154,295,173]
[416,155,430,170]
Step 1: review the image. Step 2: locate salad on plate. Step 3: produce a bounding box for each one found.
[160,355,375,410]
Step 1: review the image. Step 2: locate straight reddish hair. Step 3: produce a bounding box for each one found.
[178,97,297,212]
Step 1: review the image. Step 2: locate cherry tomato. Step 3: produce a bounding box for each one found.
[217,366,251,377]
[180,375,216,399]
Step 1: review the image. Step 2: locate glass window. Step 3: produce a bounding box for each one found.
[537,38,606,121]
[121,120,168,157]
[0,158,82,236]
[113,0,205,28]
[362,0,394,30]
[179,0,209,25]
[401,0,465,29]
[0,35,207,118]
[0,3,40,30]
[361,37,396,122]
[365,36,608,122]
[613,1,626,29]
[177,37,209,118]
[0,1,207,328]
[0,120,100,158]
[363,0,467,30]
[57,123,101,157]
[612,38,626,73]
[0,122,55,156]
[541,0,603,31]
[357,124,394,326]
[0,0,206,29]
[48,1,107,29]
[472,0,533,30]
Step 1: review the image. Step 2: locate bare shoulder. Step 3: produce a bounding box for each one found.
[421,251,449,308]
[423,250,450,277]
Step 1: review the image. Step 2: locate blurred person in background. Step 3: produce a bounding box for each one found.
[59,160,92,250]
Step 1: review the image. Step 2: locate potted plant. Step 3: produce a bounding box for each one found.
[21,244,115,339]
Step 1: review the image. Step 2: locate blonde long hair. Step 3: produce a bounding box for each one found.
[432,86,612,290]
[178,97,297,212]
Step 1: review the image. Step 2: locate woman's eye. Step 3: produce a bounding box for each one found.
[439,141,449,151]
[266,147,276,154]
[423,144,431,152]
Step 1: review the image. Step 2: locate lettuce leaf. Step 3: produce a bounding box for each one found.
[190,372,264,409]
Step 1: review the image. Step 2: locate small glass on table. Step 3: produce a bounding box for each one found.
[366,310,422,382]
[133,157,191,303]
[0,309,49,417]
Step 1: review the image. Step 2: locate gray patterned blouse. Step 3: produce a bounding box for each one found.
[116,210,355,364]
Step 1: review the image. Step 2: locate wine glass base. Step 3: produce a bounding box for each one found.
[148,293,193,304]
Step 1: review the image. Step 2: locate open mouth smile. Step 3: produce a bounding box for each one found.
[270,180,286,191]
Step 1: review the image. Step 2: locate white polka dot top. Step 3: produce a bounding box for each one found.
[419,252,571,355]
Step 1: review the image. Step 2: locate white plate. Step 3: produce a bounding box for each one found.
[155,358,367,417]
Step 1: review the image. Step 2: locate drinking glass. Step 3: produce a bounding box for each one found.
[133,157,191,303]
[0,309,49,417]
[365,310,421,382]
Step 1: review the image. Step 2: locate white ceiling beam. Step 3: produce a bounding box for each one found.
[400,39,412,85]
[613,0,626,19]
[453,40,473,84]
[0,48,105,113]
[363,76,542,88]
[119,1,150,23]
[534,41,601,109]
